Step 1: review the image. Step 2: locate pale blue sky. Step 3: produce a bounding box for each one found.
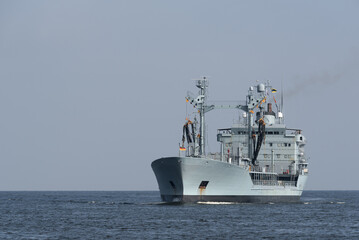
[1,0,358,190]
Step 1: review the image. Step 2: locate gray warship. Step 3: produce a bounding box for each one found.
[151,78,308,203]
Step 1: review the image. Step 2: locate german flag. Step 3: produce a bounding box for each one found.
[271,88,277,93]
[179,147,186,151]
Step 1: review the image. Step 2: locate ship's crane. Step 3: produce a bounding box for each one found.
[253,118,266,165]
[181,120,193,147]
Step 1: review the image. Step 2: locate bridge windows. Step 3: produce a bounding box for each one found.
[276,143,293,147]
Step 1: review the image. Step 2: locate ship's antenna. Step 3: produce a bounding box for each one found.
[280,81,284,113]
[185,96,188,120]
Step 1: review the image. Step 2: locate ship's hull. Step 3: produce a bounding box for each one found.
[151,157,308,203]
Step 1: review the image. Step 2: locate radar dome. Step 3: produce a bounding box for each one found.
[257,83,265,92]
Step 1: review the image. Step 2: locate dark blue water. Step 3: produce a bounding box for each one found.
[0,191,358,239]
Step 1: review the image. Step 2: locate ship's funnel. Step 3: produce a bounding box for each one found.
[265,103,275,116]
[264,103,276,125]
[268,103,273,113]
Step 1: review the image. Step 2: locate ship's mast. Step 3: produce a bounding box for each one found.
[196,77,208,156]
[247,87,254,160]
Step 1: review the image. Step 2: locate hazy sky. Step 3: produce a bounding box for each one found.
[1,1,358,190]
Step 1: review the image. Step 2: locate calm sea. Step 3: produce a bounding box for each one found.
[0,191,358,239]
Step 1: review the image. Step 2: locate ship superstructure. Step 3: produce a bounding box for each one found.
[152,78,308,203]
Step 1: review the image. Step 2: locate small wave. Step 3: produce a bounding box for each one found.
[303,202,311,204]
[326,201,345,204]
[301,198,324,201]
[142,202,167,205]
[197,201,236,205]
[67,200,89,204]
[119,202,135,205]
[87,201,135,205]
[268,202,275,205]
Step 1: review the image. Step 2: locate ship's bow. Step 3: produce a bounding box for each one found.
[151,157,184,202]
